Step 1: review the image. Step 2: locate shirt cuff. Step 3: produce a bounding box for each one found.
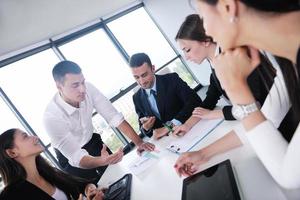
[109,112,124,127]
[171,119,182,126]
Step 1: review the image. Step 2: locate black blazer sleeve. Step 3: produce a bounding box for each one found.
[222,64,273,120]
[172,73,202,123]
[201,73,223,110]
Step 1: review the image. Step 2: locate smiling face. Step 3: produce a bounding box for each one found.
[56,73,86,107]
[7,129,44,160]
[177,38,210,64]
[195,0,240,50]
[131,62,155,89]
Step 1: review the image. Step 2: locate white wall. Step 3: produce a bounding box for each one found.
[143,0,211,85]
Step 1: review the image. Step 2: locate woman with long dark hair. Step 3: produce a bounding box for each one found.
[173,13,274,128]
[175,0,300,189]
[0,128,104,200]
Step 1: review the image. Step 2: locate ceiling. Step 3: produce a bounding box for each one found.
[0,0,139,57]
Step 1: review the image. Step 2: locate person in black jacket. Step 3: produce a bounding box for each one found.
[173,14,274,136]
[0,128,104,200]
[130,53,202,140]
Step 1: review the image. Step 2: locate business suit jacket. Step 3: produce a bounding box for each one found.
[133,73,202,136]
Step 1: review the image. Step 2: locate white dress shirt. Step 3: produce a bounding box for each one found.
[43,82,124,168]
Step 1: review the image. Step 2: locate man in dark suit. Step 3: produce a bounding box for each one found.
[129,53,202,140]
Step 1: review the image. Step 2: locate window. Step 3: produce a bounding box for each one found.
[108,8,176,69]
[0,49,60,145]
[92,114,125,152]
[0,94,24,133]
[58,29,135,99]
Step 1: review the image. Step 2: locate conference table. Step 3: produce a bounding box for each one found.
[98,120,300,200]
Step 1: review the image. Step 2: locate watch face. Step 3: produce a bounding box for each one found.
[232,105,245,120]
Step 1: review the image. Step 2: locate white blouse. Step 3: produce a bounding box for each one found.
[52,187,68,200]
[246,56,300,189]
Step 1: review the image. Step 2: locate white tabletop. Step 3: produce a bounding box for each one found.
[98,120,299,200]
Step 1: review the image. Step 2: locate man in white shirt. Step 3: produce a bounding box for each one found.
[43,60,155,182]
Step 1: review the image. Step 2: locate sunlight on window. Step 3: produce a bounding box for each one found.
[58,30,135,99]
[92,114,125,152]
[108,8,177,68]
[0,97,23,133]
[113,87,140,143]
[0,50,59,145]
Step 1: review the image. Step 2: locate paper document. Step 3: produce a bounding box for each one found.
[166,118,223,154]
[128,152,160,175]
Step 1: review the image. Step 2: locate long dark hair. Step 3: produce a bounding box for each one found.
[0,129,90,199]
[197,0,300,119]
[175,14,215,43]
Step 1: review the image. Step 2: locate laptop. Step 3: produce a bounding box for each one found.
[181,159,241,200]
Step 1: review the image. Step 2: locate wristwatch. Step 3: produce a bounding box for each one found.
[232,102,260,120]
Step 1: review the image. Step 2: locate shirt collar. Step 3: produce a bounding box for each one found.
[55,92,78,115]
[145,76,157,97]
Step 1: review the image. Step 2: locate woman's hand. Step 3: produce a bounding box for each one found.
[212,46,260,104]
[174,150,211,177]
[193,107,223,119]
[80,184,105,200]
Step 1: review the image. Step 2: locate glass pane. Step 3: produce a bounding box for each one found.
[108,8,177,68]
[0,49,60,145]
[0,96,23,133]
[157,59,198,89]
[112,86,140,143]
[92,114,125,153]
[58,30,134,99]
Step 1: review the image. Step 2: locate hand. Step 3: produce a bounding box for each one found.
[193,107,223,119]
[136,142,156,155]
[83,184,105,200]
[78,190,104,200]
[153,127,169,140]
[100,145,123,165]
[212,47,260,98]
[172,124,191,137]
[174,150,211,177]
[140,116,156,131]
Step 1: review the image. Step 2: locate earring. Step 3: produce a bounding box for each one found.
[229,16,237,23]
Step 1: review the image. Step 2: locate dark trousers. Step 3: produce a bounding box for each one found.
[55,133,112,184]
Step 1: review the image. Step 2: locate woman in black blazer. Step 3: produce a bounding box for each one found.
[175,14,274,122]
[0,128,104,200]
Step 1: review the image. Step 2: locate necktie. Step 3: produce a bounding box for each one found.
[150,89,158,102]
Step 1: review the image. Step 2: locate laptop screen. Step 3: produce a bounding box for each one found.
[182,159,241,200]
